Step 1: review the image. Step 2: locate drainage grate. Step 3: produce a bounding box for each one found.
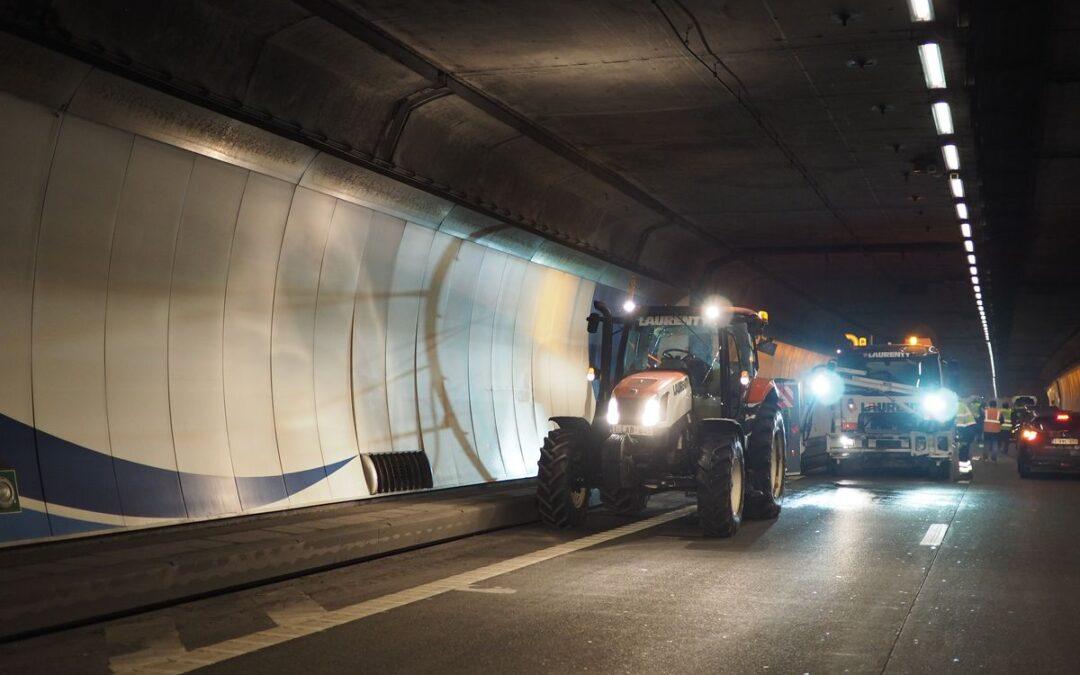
[360,451,433,495]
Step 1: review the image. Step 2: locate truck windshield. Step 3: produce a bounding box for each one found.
[623,318,720,390]
[840,351,941,389]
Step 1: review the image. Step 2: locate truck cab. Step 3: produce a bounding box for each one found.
[803,338,959,480]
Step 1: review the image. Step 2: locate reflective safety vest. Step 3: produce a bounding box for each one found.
[955,401,977,427]
[1001,409,1014,431]
[984,407,1002,433]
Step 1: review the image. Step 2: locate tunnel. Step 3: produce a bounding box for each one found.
[1,0,1078,672]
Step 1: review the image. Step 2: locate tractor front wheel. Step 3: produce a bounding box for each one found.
[537,428,590,529]
[696,432,745,538]
[601,488,649,516]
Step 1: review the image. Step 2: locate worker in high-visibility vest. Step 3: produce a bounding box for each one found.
[1000,402,1014,455]
[955,399,979,462]
[982,401,1002,462]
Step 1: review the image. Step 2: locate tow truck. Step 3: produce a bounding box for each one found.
[801,337,960,480]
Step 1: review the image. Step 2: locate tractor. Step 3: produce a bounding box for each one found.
[536,300,787,537]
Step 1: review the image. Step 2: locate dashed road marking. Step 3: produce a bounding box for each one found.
[920,523,949,546]
[126,505,696,673]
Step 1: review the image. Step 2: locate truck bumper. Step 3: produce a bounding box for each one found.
[826,432,954,464]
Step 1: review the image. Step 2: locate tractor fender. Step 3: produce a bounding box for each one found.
[699,418,746,447]
[746,378,781,408]
[549,416,591,434]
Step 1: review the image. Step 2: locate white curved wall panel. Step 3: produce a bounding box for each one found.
[467,248,511,481]
[386,223,435,453]
[512,264,545,473]
[0,95,606,545]
[490,256,529,478]
[223,173,293,511]
[351,213,405,456]
[0,94,60,541]
[272,188,336,505]
[32,116,132,533]
[314,201,372,500]
[169,157,246,518]
[105,137,192,521]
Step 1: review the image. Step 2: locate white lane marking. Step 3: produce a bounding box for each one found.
[457,585,517,594]
[127,505,696,674]
[920,523,949,546]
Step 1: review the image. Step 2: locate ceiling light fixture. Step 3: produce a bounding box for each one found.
[943,144,960,170]
[961,222,972,238]
[932,102,954,134]
[968,254,977,265]
[950,176,964,198]
[907,0,934,22]
[918,43,947,89]
[972,275,980,285]
[964,240,974,252]
[956,203,969,220]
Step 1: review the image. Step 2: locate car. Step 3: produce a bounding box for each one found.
[1016,409,1080,477]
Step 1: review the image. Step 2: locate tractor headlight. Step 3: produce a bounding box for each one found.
[641,396,661,427]
[920,389,958,423]
[606,397,620,425]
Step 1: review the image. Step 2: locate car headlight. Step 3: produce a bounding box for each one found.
[920,388,958,423]
[606,397,620,425]
[641,396,661,427]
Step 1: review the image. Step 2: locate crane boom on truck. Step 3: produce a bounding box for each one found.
[801,337,960,480]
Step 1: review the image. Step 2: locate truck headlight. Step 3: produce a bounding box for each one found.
[839,435,855,449]
[920,389,958,423]
[808,370,844,405]
[606,397,620,425]
[641,396,661,427]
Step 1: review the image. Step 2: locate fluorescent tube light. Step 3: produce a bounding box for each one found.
[932,102,954,134]
[956,203,968,220]
[918,43,947,89]
[943,144,960,170]
[964,240,974,252]
[967,254,976,265]
[908,0,934,22]
[960,222,972,238]
[950,176,964,198]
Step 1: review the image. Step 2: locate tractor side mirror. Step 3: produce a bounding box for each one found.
[587,313,601,334]
[758,339,778,356]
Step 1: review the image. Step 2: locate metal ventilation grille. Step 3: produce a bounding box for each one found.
[360,451,433,495]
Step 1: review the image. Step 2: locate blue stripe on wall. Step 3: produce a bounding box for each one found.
[0,412,357,537]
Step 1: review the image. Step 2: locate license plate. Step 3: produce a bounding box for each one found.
[1051,438,1078,445]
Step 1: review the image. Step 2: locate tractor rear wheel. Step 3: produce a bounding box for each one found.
[537,428,590,529]
[696,432,745,538]
[601,488,649,516]
[745,406,786,519]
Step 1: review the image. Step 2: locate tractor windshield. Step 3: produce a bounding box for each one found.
[622,316,721,391]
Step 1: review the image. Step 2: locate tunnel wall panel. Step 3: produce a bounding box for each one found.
[105,137,192,522]
[0,93,60,540]
[272,188,337,505]
[168,157,246,518]
[223,173,293,511]
[0,92,610,546]
[33,116,132,534]
[314,201,373,500]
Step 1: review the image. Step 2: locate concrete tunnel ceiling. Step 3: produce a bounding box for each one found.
[2,0,1075,395]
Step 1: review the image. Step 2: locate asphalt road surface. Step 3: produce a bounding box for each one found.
[4,452,1079,674]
